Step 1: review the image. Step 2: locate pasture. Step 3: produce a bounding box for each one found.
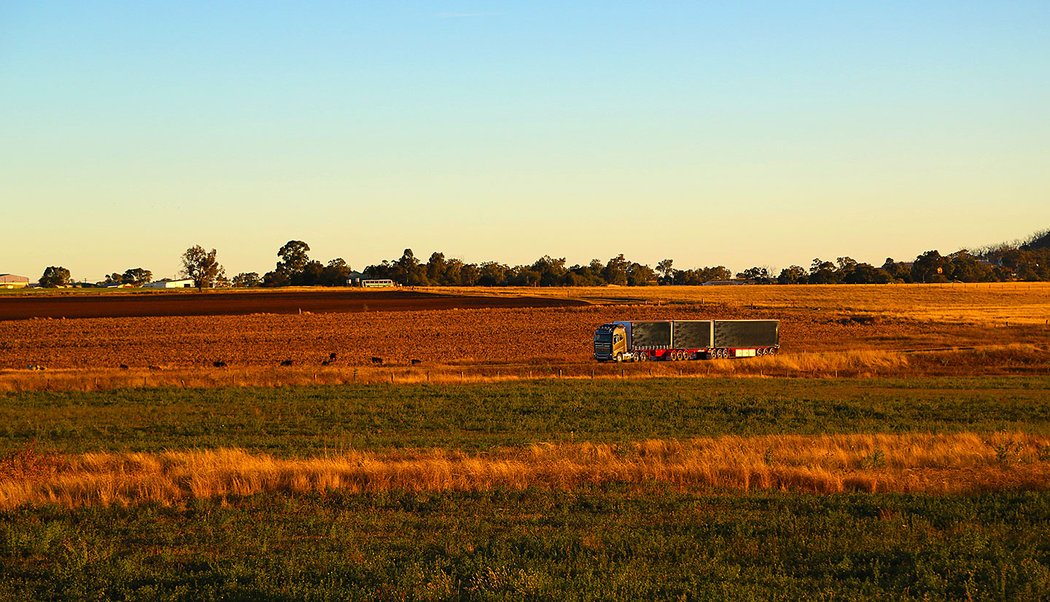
[0,285,1048,598]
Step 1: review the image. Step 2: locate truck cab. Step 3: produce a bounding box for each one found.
[593,322,630,362]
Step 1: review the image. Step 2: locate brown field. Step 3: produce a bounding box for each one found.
[0,288,584,320]
[2,433,1047,509]
[0,283,1047,389]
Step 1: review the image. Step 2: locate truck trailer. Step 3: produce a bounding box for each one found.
[593,320,779,362]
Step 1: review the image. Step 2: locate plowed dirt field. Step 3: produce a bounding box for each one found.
[0,293,1045,371]
[0,290,585,320]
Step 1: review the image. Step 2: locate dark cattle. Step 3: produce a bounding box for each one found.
[119,364,129,370]
[279,359,294,366]
[321,360,330,366]
[329,352,337,360]
[410,359,422,366]
[213,360,228,368]
[370,357,383,365]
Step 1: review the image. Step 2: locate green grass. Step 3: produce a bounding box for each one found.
[2,376,1049,599]
[1,376,1047,456]
[1,489,1048,600]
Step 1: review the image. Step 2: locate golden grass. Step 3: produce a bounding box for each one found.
[1,344,1045,392]
[452,282,1050,326]
[2,433,1048,509]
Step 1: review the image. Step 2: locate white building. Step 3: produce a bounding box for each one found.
[0,274,30,289]
[144,278,196,289]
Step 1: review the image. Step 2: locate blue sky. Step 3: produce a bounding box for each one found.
[2,1,1048,280]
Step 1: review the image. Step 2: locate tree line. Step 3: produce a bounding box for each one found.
[32,229,1050,288]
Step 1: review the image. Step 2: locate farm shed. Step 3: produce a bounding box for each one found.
[144,278,195,289]
[0,274,30,288]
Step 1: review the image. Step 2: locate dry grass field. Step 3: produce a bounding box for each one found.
[453,282,1050,326]
[3,433,1048,509]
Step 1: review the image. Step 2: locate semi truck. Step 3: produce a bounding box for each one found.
[593,320,779,362]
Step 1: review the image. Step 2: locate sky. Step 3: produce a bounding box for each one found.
[2,1,1048,281]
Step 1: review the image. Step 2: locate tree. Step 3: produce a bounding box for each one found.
[122,268,152,286]
[656,259,674,284]
[295,260,325,286]
[277,240,311,275]
[777,265,807,284]
[737,267,772,283]
[507,265,541,286]
[911,250,949,283]
[443,258,464,285]
[458,263,481,286]
[1021,229,1050,250]
[180,245,225,290]
[39,266,71,288]
[809,258,841,284]
[262,270,291,287]
[426,252,448,285]
[700,266,732,282]
[881,258,911,282]
[531,255,567,286]
[319,258,352,286]
[836,256,858,275]
[948,251,994,283]
[566,262,604,286]
[603,254,630,285]
[232,272,261,288]
[393,248,428,286]
[843,263,891,284]
[478,262,508,286]
[627,263,656,286]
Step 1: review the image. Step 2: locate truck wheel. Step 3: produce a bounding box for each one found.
[615,353,623,363]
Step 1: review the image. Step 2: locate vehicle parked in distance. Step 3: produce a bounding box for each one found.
[593,320,779,362]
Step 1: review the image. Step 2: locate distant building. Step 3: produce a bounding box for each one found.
[359,279,397,288]
[0,274,30,289]
[144,278,195,289]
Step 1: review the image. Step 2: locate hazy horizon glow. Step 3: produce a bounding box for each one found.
[3,1,1048,281]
